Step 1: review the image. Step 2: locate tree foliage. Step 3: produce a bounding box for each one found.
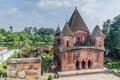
[103,15,120,57]
[0,27,55,49]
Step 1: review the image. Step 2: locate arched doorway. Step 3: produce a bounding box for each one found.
[82,60,86,69]
[88,60,92,69]
[75,61,79,70]
[67,41,69,47]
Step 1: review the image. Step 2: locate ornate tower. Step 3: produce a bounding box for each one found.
[91,25,105,49]
[53,26,61,63]
[61,22,74,48]
[91,25,105,67]
[68,8,90,46]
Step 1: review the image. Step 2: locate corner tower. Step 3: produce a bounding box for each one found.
[91,25,105,49]
[91,25,105,67]
[61,22,74,48]
[53,26,61,63]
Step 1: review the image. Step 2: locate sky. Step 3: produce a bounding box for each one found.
[0,0,120,32]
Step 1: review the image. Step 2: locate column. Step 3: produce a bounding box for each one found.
[79,62,82,70]
[91,64,93,69]
[85,62,88,69]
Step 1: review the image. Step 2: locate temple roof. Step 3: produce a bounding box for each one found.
[62,22,74,37]
[91,25,105,38]
[55,26,61,36]
[68,8,90,33]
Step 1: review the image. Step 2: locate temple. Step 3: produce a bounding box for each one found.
[53,8,105,71]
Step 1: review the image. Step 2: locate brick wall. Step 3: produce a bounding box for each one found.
[7,58,41,78]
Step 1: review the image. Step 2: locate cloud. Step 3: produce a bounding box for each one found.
[81,0,97,14]
[37,0,101,15]
[0,0,120,32]
[8,7,18,14]
[37,0,72,8]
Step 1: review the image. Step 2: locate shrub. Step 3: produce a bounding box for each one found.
[2,61,7,69]
[0,65,6,76]
[104,57,112,64]
[48,75,53,80]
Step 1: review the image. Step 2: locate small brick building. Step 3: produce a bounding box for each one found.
[53,8,105,71]
[7,58,41,78]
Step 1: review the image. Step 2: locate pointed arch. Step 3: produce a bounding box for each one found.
[75,60,79,70]
[82,60,86,69]
[88,60,92,69]
[67,40,69,47]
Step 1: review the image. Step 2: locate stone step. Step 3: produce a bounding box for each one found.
[58,68,109,77]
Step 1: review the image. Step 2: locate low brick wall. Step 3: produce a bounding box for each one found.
[7,58,41,78]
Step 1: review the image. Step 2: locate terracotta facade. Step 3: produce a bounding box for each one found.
[53,8,105,71]
[59,49,104,71]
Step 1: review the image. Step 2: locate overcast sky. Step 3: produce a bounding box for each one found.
[0,0,120,32]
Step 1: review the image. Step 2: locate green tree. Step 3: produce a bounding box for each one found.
[9,26,13,33]
[102,19,112,49]
[33,27,38,34]
[0,28,6,36]
[24,27,32,34]
[103,15,120,58]
[0,27,55,49]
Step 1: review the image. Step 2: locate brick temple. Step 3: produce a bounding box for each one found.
[53,8,105,71]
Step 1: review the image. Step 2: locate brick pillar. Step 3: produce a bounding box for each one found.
[85,62,88,69]
[79,62,82,70]
[91,62,93,69]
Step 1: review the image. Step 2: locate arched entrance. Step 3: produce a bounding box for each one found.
[82,60,86,69]
[75,61,79,70]
[88,60,92,69]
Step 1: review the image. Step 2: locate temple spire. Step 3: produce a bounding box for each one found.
[62,22,74,37]
[55,25,61,36]
[91,25,105,38]
[75,6,77,9]
[68,8,90,33]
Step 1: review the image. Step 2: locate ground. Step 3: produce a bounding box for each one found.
[54,73,120,80]
[41,68,120,80]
